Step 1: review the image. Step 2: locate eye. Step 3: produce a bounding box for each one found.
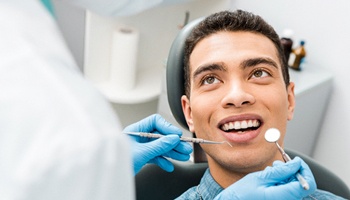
[251,68,271,79]
[202,75,220,85]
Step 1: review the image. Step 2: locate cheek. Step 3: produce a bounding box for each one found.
[190,95,217,129]
[266,88,290,118]
[190,98,209,121]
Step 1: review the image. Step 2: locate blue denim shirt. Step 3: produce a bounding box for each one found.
[176,169,346,200]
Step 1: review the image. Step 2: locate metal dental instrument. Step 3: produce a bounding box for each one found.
[124,132,232,147]
[265,128,310,190]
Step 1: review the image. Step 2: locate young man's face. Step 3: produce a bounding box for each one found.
[181,31,295,184]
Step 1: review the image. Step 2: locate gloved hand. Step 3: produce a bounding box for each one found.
[123,114,193,175]
[214,157,317,200]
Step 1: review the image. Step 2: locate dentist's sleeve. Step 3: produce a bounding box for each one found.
[0,1,134,199]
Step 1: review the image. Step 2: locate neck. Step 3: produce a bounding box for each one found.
[207,152,283,188]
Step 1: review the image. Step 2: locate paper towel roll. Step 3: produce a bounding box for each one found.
[110,27,140,91]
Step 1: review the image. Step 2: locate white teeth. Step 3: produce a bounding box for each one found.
[234,121,240,129]
[254,120,259,127]
[241,121,248,129]
[221,119,260,131]
[229,123,234,130]
[248,120,253,127]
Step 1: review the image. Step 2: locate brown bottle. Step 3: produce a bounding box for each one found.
[290,41,306,71]
[280,29,294,65]
[281,39,293,64]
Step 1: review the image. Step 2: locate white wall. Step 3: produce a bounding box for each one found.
[233,0,350,187]
[53,0,85,70]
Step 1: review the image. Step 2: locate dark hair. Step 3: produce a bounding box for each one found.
[183,10,289,97]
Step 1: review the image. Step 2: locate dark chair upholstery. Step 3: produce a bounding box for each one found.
[135,148,350,200]
[286,148,350,199]
[135,17,350,200]
[135,161,207,200]
[166,17,203,130]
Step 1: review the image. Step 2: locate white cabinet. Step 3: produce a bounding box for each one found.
[286,65,333,156]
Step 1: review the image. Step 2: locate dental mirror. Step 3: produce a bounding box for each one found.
[264,128,310,190]
[264,128,281,143]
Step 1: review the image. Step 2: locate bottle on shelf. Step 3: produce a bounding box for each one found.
[280,29,294,65]
[289,40,306,71]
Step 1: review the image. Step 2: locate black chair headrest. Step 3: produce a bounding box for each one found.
[166,17,204,129]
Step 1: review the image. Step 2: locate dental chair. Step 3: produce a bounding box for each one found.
[135,18,350,200]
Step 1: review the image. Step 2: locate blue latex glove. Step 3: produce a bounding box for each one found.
[123,114,193,174]
[214,157,317,200]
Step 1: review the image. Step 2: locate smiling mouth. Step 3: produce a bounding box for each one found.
[220,119,261,133]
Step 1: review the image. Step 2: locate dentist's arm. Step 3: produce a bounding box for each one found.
[214,157,317,200]
[123,114,193,174]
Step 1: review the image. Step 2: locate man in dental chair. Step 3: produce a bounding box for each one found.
[175,10,344,200]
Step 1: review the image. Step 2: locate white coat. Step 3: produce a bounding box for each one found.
[0,0,175,199]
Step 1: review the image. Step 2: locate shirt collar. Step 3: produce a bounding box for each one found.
[197,169,224,199]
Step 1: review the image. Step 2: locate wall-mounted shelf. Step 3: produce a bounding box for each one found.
[83,0,231,105]
[94,66,162,104]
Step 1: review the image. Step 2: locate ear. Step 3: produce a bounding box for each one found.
[181,95,195,132]
[287,82,296,121]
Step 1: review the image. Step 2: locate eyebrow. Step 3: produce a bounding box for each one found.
[240,57,278,69]
[191,57,278,80]
[192,63,227,80]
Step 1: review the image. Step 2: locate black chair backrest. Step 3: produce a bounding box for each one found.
[166,17,203,130]
[135,161,207,200]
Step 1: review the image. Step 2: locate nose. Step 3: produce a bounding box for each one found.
[221,81,255,108]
